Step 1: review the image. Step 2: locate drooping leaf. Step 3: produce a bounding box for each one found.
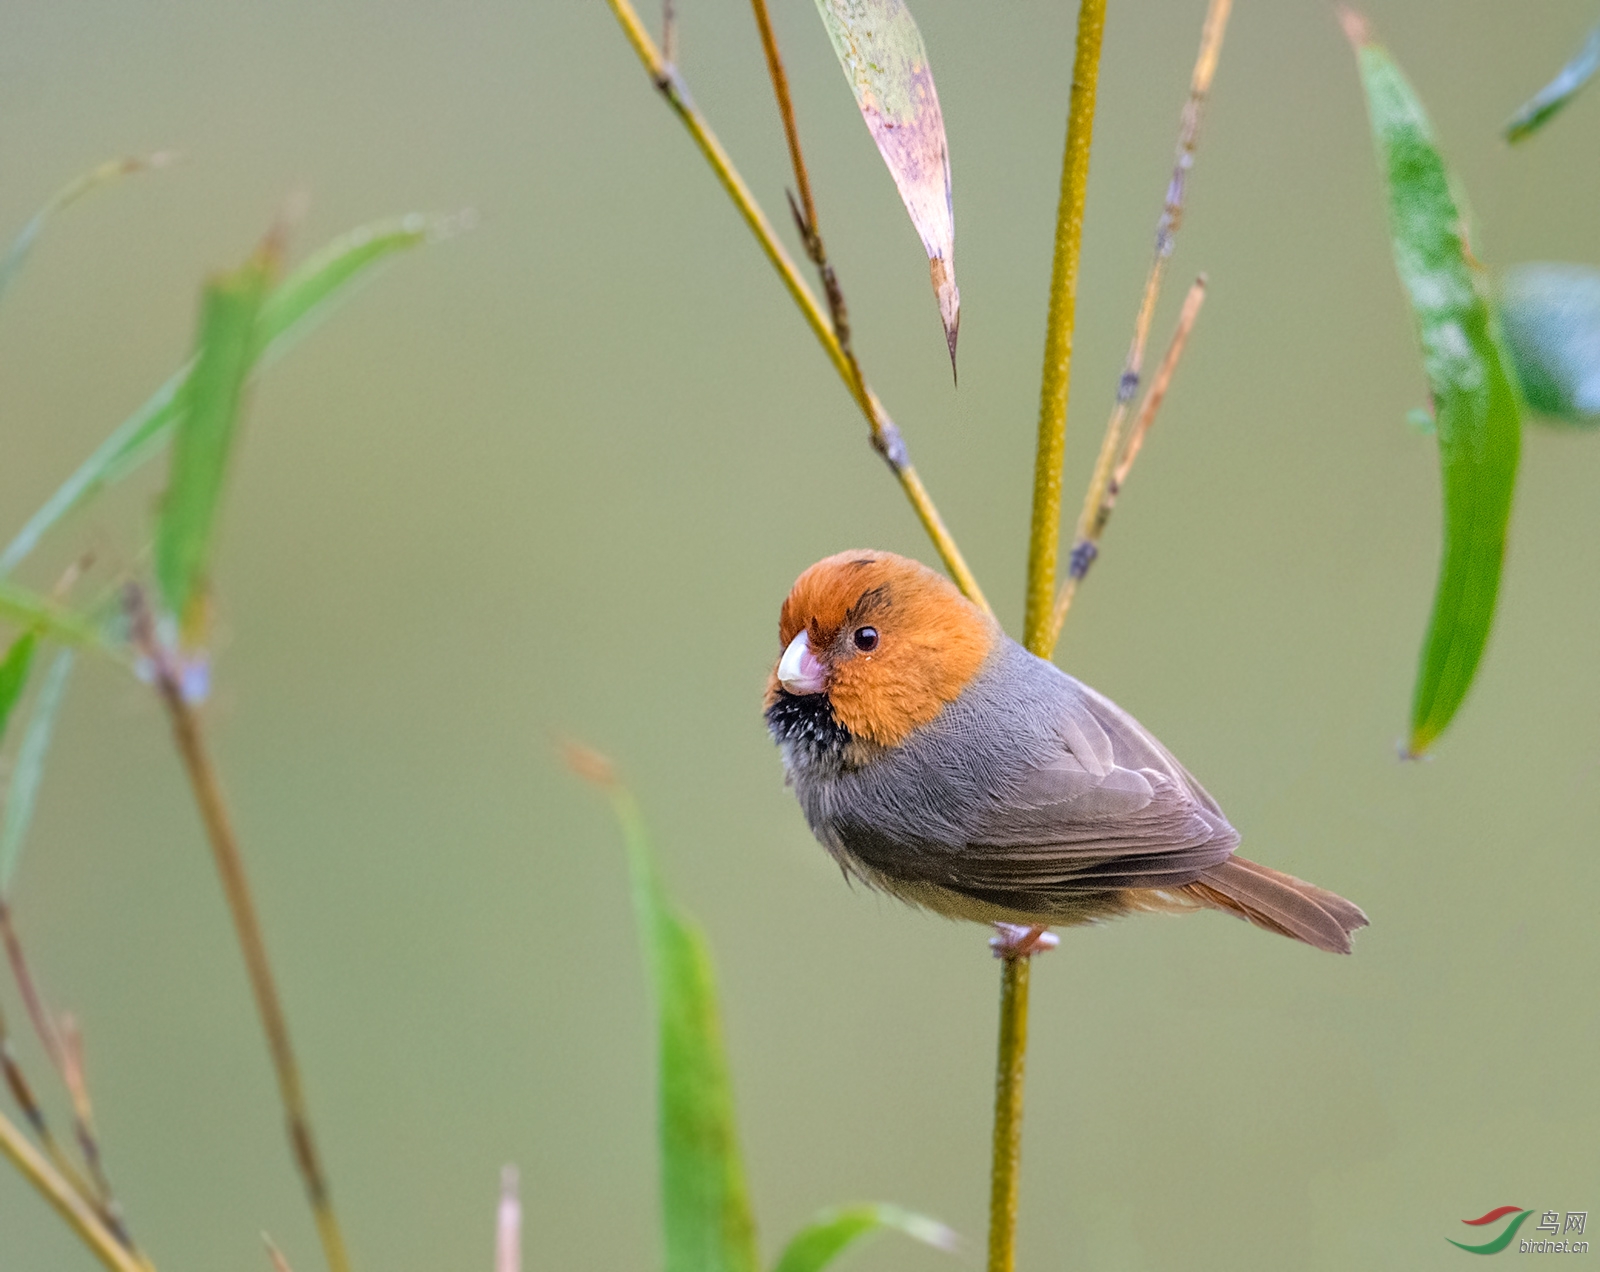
[1497,263,1600,425]
[772,1204,959,1272]
[155,237,278,641]
[0,152,173,305]
[0,649,74,897]
[0,216,443,577]
[1345,13,1523,756]
[567,745,758,1272]
[812,0,959,371]
[1504,24,1600,143]
[0,633,38,747]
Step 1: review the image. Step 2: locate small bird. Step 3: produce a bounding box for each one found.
[764,550,1367,953]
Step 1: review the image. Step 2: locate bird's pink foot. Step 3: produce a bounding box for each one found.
[989,923,1058,959]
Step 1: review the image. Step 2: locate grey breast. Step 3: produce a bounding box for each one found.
[799,638,1240,898]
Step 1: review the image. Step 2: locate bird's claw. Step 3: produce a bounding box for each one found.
[989,923,1058,959]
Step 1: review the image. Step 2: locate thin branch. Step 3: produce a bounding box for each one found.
[749,0,868,430]
[1048,0,1231,656]
[0,1106,145,1272]
[749,0,817,236]
[0,904,138,1250]
[602,0,989,613]
[1021,0,1107,656]
[0,903,65,1072]
[659,0,676,68]
[0,999,90,1199]
[58,1015,135,1250]
[1110,279,1208,503]
[125,589,352,1272]
[1050,275,1207,644]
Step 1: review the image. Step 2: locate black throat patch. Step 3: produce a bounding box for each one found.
[765,691,853,769]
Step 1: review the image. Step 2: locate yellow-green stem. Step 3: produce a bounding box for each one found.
[987,954,1032,1272]
[0,1107,144,1272]
[997,6,1105,1270]
[602,0,989,613]
[1023,0,1107,656]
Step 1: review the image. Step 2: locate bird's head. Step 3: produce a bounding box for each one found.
[765,550,997,755]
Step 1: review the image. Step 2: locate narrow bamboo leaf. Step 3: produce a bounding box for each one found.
[1498,263,1600,426]
[0,152,173,305]
[0,649,74,897]
[1346,13,1523,756]
[1504,24,1600,143]
[0,633,38,746]
[254,214,438,364]
[0,580,104,649]
[155,241,277,640]
[812,0,959,370]
[0,216,441,577]
[568,745,758,1272]
[772,1204,959,1272]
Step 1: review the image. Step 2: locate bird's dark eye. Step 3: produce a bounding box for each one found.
[853,626,879,652]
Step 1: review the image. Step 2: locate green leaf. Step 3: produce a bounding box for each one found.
[0,580,105,649]
[0,649,74,897]
[254,214,439,364]
[1504,24,1600,143]
[812,0,959,370]
[0,152,172,305]
[155,239,277,640]
[0,633,39,747]
[0,216,442,577]
[1497,263,1600,426]
[1346,14,1523,756]
[772,1205,959,1272]
[571,746,758,1272]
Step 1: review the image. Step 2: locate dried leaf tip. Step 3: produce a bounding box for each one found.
[561,740,619,791]
[932,255,960,382]
[1337,7,1372,48]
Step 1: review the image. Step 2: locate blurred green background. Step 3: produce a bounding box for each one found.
[2,0,1597,1268]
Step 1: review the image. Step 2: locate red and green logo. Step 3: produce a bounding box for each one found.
[1449,1207,1534,1255]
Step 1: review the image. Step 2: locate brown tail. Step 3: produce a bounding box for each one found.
[1184,855,1368,954]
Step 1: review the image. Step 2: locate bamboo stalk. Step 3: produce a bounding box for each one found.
[992,4,1107,1270]
[602,0,989,613]
[986,955,1031,1272]
[1021,0,1107,657]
